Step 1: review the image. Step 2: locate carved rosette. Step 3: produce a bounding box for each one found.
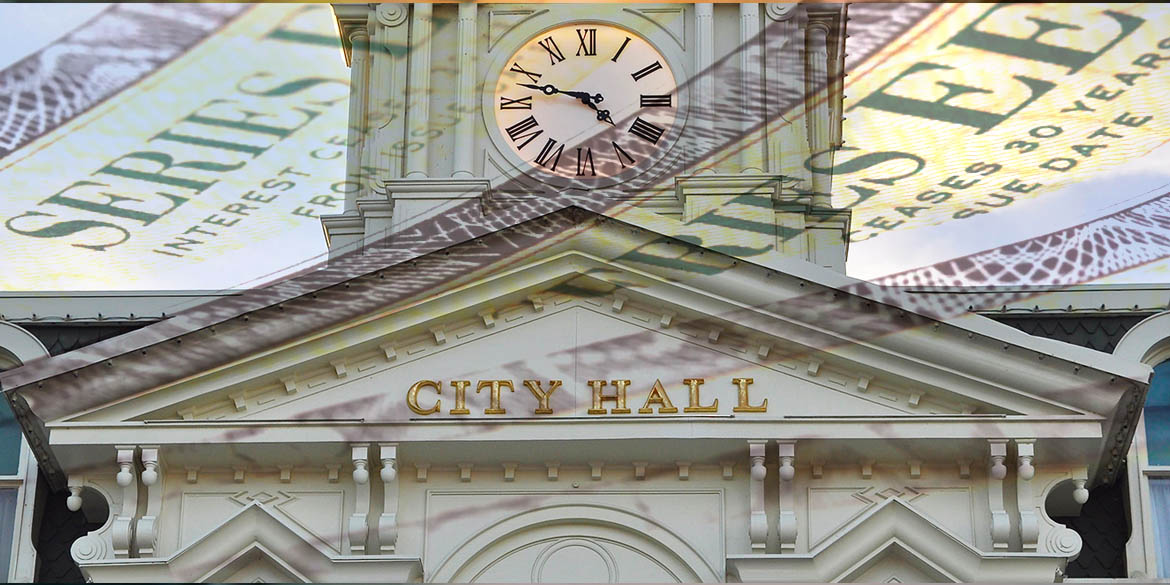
[71,533,111,562]
[765,3,797,21]
[1045,525,1083,557]
[376,3,407,28]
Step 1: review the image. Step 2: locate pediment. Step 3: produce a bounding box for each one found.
[201,543,309,583]
[178,302,929,424]
[66,253,1095,427]
[9,207,1144,486]
[728,498,1064,583]
[79,503,421,583]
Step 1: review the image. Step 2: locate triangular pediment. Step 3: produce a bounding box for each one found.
[8,207,1143,486]
[63,250,1099,427]
[729,497,1066,583]
[79,503,421,583]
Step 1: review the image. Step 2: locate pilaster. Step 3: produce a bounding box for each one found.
[738,2,765,173]
[369,4,409,188]
[404,3,433,178]
[693,3,716,175]
[452,2,478,178]
[335,5,372,209]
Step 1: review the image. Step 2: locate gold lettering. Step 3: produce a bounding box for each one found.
[683,378,718,413]
[638,379,679,414]
[588,379,631,414]
[523,379,562,415]
[449,380,471,415]
[407,380,441,415]
[476,380,514,414]
[732,377,767,412]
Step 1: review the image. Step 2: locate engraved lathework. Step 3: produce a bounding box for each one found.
[0,3,1155,584]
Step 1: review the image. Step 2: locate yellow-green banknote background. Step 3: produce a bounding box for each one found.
[1,4,1168,290]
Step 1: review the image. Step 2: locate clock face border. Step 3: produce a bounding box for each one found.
[481,17,690,192]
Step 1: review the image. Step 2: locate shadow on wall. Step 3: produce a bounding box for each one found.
[32,475,104,582]
[1052,470,1130,578]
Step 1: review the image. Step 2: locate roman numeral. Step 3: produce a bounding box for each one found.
[640,94,672,108]
[576,147,595,176]
[576,28,596,56]
[628,117,664,145]
[505,116,543,149]
[611,141,637,168]
[611,37,631,63]
[499,95,532,110]
[631,61,662,81]
[534,138,565,170]
[508,62,542,84]
[538,36,566,65]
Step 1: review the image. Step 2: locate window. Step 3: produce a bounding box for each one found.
[1151,478,1170,578]
[1145,361,1170,466]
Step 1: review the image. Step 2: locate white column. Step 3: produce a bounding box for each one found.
[805,23,831,207]
[739,2,765,173]
[452,2,477,178]
[404,3,433,178]
[694,3,715,174]
[345,27,371,209]
[370,4,409,183]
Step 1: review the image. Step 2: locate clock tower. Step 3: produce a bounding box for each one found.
[323,2,849,271]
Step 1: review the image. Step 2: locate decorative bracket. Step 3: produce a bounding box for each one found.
[1016,439,1038,551]
[988,439,1010,550]
[112,446,138,558]
[748,440,768,552]
[777,441,797,551]
[136,446,162,557]
[348,444,371,554]
[378,443,398,553]
[68,476,112,563]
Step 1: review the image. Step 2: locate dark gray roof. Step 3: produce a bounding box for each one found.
[987,314,1154,354]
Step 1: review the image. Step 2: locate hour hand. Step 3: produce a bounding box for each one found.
[564,90,605,106]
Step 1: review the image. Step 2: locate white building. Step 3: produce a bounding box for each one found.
[0,3,1168,582]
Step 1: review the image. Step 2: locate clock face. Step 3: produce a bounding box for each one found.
[492,24,679,182]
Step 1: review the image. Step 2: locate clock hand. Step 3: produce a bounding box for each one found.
[517,83,613,124]
[562,89,603,104]
[563,91,617,125]
[518,83,560,96]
